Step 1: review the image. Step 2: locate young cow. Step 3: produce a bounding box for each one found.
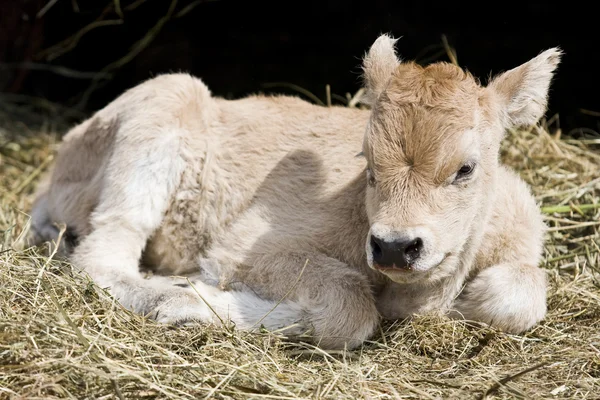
[30,35,561,349]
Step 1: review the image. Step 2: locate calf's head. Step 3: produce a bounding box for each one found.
[360,34,561,283]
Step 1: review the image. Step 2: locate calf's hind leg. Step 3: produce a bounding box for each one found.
[66,124,311,335]
[68,123,191,315]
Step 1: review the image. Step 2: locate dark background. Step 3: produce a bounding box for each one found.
[2,0,599,135]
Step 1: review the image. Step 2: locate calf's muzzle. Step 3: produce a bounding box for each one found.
[370,235,423,270]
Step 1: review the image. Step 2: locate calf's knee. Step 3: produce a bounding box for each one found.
[452,263,547,334]
[300,276,379,349]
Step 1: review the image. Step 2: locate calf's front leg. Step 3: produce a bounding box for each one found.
[451,168,549,333]
[215,250,381,349]
[451,262,547,333]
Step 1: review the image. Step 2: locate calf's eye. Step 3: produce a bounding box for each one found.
[366,168,376,187]
[454,162,475,182]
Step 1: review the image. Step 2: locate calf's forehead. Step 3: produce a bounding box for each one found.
[365,65,486,184]
[368,103,479,167]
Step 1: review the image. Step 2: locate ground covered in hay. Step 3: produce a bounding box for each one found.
[1,102,599,399]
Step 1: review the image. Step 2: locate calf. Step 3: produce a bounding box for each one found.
[30,35,560,349]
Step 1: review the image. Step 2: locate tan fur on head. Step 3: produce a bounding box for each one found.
[361,41,560,281]
[29,34,561,349]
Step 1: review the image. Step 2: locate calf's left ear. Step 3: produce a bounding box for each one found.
[488,47,563,128]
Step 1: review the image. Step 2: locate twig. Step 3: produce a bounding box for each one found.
[347,88,365,108]
[261,82,325,106]
[441,35,458,66]
[547,249,598,264]
[10,154,54,196]
[417,49,447,65]
[0,62,111,80]
[37,0,60,18]
[480,362,547,399]
[175,0,219,19]
[76,0,179,109]
[541,203,600,214]
[414,43,443,64]
[110,379,125,400]
[124,0,149,11]
[251,258,310,330]
[113,0,124,19]
[580,108,600,117]
[38,20,124,61]
[186,278,226,327]
[331,93,348,105]
[546,221,600,232]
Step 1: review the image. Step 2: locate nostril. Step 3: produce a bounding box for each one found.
[370,235,423,269]
[370,235,382,261]
[405,237,423,261]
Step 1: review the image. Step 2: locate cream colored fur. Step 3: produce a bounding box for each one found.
[29,34,561,349]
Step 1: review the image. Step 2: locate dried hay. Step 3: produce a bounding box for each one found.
[1,96,599,399]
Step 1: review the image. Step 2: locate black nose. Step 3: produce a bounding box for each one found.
[370,235,423,269]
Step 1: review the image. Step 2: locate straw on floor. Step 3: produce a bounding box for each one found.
[1,101,599,399]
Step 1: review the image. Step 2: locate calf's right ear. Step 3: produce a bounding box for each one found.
[488,47,563,128]
[361,34,401,106]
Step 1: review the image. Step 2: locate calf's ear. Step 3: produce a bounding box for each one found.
[361,33,401,105]
[487,47,563,128]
